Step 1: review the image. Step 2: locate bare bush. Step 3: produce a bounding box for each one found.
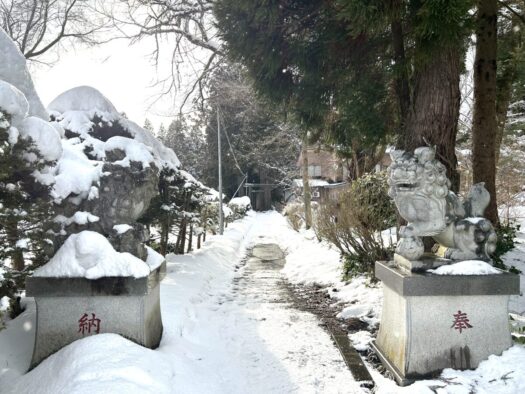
[314,173,396,278]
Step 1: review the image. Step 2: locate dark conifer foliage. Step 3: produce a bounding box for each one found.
[0,109,55,309]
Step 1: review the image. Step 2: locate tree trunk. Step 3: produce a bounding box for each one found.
[197,233,202,249]
[495,17,520,165]
[495,66,513,165]
[390,0,410,129]
[301,140,312,229]
[160,218,169,256]
[6,220,24,271]
[187,224,193,253]
[403,48,462,193]
[178,219,187,254]
[472,0,499,226]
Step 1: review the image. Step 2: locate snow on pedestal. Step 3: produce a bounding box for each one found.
[372,260,520,385]
[26,231,166,368]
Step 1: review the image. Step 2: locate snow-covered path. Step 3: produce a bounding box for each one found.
[157,213,364,393]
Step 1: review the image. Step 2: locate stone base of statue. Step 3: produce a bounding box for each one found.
[26,262,166,368]
[372,261,520,386]
[394,252,451,273]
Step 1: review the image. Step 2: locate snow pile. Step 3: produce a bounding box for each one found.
[0,81,61,190]
[34,231,152,279]
[54,212,100,226]
[103,136,155,168]
[229,196,251,209]
[349,331,373,352]
[373,345,525,393]
[0,28,47,120]
[113,224,133,234]
[0,80,28,124]
[7,334,174,394]
[18,116,62,162]
[51,139,103,201]
[430,260,501,275]
[121,118,180,169]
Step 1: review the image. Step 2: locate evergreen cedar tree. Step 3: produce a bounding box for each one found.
[0,109,55,304]
[214,0,482,196]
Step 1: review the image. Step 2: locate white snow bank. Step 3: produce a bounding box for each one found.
[0,80,28,123]
[374,345,525,393]
[0,28,48,120]
[430,260,501,275]
[34,231,151,279]
[18,117,62,161]
[229,196,251,208]
[7,334,174,394]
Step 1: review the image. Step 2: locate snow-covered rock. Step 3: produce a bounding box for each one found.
[34,231,151,279]
[0,28,48,120]
[48,86,119,116]
[48,86,180,170]
[45,86,174,259]
[103,136,155,168]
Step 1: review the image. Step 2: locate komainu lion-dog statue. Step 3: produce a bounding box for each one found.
[387,147,497,262]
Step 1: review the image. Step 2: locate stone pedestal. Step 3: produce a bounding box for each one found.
[372,261,520,386]
[26,261,166,368]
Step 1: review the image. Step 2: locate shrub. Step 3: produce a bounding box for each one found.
[492,223,521,273]
[314,172,397,279]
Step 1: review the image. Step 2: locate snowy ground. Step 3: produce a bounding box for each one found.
[1,211,525,393]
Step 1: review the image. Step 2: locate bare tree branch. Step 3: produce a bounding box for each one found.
[0,0,110,61]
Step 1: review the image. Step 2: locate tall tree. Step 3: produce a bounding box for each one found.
[215,0,472,190]
[472,0,499,225]
[143,118,154,132]
[159,116,206,180]
[202,62,300,201]
[0,107,55,308]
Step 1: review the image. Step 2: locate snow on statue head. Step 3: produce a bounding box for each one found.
[0,27,48,120]
[387,146,497,263]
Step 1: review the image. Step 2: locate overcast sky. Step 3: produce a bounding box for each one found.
[30,37,202,132]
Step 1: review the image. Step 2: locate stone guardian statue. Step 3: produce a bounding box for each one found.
[387,147,497,268]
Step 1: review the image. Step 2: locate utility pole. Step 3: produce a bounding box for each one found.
[217,107,224,235]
